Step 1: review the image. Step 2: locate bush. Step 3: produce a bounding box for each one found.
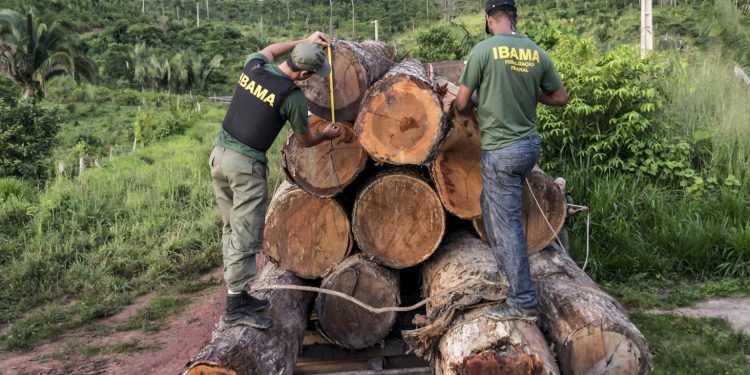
[133,96,193,145]
[538,37,704,190]
[0,177,35,243]
[0,76,19,102]
[413,25,465,62]
[0,100,60,180]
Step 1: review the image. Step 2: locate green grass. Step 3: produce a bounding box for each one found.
[117,294,189,332]
[560,168,750,282]
[605,278,750,310]
[52,338,160,360]
[631,312,750,374]
[0,103,225,350]
[0,98,291,350]
[664,51,750,182]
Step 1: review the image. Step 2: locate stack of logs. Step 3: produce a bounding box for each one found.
[184,40,652,375]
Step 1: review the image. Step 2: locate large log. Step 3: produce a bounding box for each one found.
[405,232,559,375]
[354,59,449,165]
[282,115,368,198]
[430,76,483,219]
[183,262,314,375]
[263,181,352,279]
[297,40,395,122]
[315,254,400,349]
[531,243,652,375]
[473,168,567,254]
[351,169,445,268]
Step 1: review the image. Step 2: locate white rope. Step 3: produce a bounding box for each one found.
[583,210,591,271]
[252,284,434,314]
[525,181,592,272]
[525,179,566,252]
[253,277,507,314]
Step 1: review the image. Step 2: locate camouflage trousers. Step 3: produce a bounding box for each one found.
[209,146,268,293]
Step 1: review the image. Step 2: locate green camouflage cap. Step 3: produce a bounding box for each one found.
[290,43,331,77]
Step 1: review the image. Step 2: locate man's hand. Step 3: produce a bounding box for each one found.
[567,205,589,216]
[538,87,569,107]
[259,32,331,62]
[321,122,341,139]
[295,121,340,148]
[307,32,331,47]
[455,84,476,113]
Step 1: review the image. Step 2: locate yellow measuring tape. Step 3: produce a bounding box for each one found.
[327,45,336,128]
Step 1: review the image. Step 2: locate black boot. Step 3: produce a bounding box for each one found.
[243,290,270,311]
[221,293,272,329]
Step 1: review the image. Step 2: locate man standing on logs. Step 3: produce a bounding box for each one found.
[455,0,569,322]
[209,32,340,329]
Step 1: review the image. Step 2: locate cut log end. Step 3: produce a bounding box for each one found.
[430,76,482,219]
[316,255,400,349]
[183,364,237,375]
[462,347,553,375]
[357,79,445,165]
[431,116,482,219]
[283,116,367,197]
[473,170,566,254]
[297,41,395,122]
[183,263,313,375]
[562,327,644,375]
[531,245,652,375]
[352,171,445,268]
[264,183,351,279]
[441,313,558,375]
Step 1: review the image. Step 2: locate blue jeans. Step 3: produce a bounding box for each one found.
[480,134,541,309]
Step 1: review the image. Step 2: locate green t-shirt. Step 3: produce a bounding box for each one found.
[459,33,563,150]
[215,52,309,163]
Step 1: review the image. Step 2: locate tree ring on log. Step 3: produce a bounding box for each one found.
[443,308,558,375]
[472,170,566,254]
[355,59,448,165]
[429,75,482,219]
[283,116,367,198]
[315,255,400,349]
[184,363,238,375]
[297,41,395,122]
[561,325,644,375]
[352,170,445,268]
[263,183,351,279]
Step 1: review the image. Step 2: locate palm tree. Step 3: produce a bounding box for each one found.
[0,9,97,99]
[187,53,222,91]
[128,41,150,88]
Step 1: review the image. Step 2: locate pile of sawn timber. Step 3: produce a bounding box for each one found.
[183,40,652,375]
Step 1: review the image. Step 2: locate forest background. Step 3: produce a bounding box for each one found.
[1,0,750,373]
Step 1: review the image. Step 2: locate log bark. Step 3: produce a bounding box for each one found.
[473,169,567,254]
[406,232,559,375]
[315,254,401,349]
[183,262,314,375]
[297,40,395,122]
[430,76,483,219]
[263,181,352,279]
[352,169,445,268]
[282,116,367,198]
[354,59,449,165]
[530,243,652,375]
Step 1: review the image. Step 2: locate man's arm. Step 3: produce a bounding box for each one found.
[258,31,331,62]
[538,87,569,107]
[295,122,340,148]
[454,85,476,113]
